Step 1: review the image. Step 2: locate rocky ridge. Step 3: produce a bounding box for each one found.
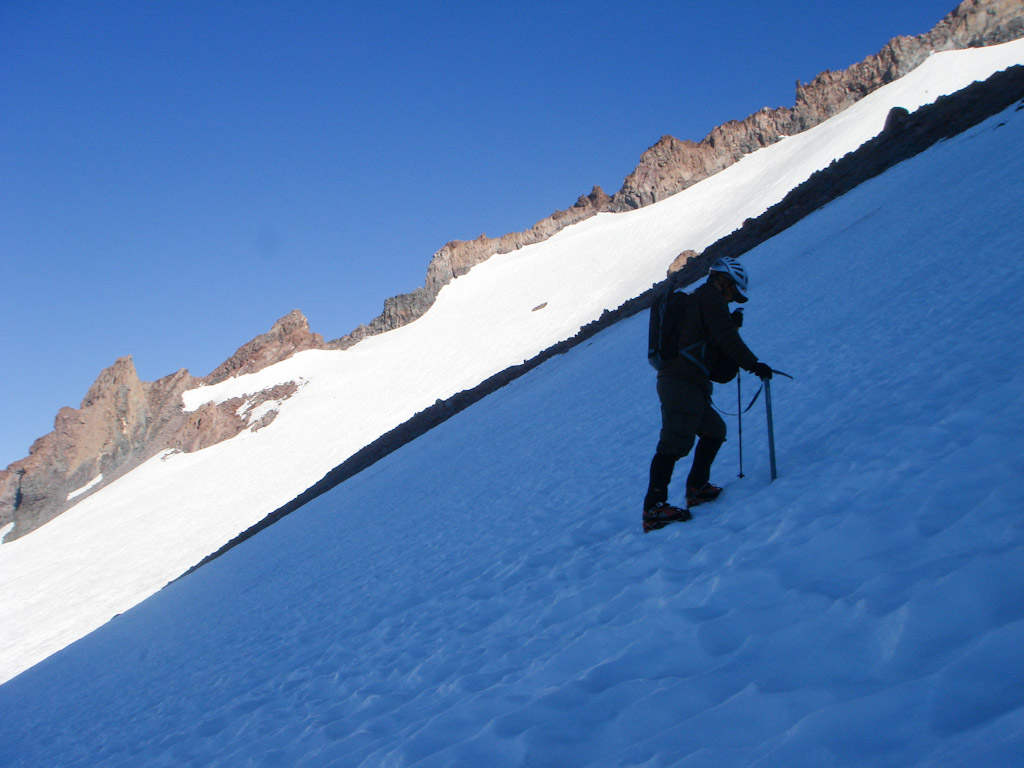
[2,0,1022,542]
[331,0,1024,345]
[0,312,315,540]
[330,186,613,347]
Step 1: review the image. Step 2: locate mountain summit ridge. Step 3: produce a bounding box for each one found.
[335,0,1024,344]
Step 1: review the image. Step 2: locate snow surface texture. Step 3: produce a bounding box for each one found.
[0,40,1022,690]
[2,87,1024,768]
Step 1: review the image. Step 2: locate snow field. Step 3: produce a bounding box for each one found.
[1,98,1022,766]
[2,40,1023,687]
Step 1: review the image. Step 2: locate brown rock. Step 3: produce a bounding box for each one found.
[1,357,152,538]
[207,309,323,384]
[1,315,310,541]
[611,0,1024,212]
[668,250,699,277]
[171,382,299,454]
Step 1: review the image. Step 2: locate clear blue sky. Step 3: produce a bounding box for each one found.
[1,0,957,468]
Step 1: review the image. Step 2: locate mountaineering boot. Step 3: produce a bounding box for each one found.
[644,453,677,513]
[643,502,692,533]
[686,483,723,508]
[685,438,723,499]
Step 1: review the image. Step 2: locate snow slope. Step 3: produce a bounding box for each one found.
[1,96,1022,767]
[1,39,1023,689]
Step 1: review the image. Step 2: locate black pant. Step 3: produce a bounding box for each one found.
[644,376,725,511]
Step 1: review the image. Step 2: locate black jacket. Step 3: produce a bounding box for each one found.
[659,281,760,392]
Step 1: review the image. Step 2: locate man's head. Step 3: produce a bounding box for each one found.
[708,257,748,303]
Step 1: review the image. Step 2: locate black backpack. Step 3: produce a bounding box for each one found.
[647,285,690,370]
[648,284,741,382]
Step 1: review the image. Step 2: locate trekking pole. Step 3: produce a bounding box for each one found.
[765,377,777,481]
[737,374,745,478]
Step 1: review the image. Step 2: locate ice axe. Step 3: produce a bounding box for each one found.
[763,369,792,481]
[765,378,777,481]
[737,374,745,478]
[720,367,791,481]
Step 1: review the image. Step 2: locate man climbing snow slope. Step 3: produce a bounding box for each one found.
[644,257,775,532]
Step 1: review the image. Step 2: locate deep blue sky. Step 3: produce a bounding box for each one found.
[1,0,957,467]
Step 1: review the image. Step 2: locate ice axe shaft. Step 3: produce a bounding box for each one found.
[765,378,778,481]
[737,375,745,478]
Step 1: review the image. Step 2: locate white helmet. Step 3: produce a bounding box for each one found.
[709,257,748,302]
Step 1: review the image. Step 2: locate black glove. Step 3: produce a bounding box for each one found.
[731,308,744,328]
[752,362,773,380]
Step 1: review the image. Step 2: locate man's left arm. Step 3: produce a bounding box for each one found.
[703,294,759,372]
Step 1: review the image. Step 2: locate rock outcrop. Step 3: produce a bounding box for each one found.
[207,310,323,384]
[171,382,299,454]
[667,250,699,277]
[612,0,1024,210]
[0,314,307,541]
[0,358,191,539]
